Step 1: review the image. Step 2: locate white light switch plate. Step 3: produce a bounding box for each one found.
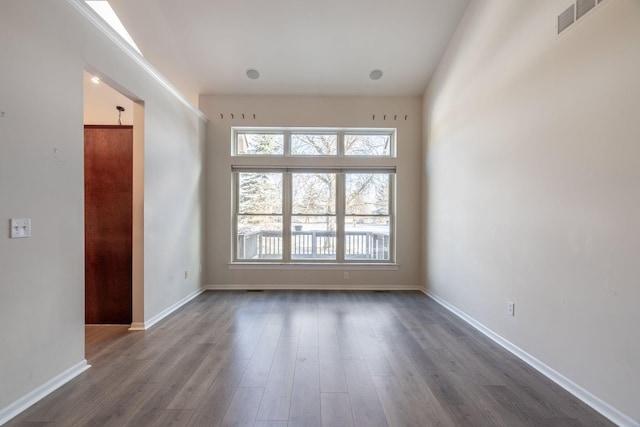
[10,218,31,238]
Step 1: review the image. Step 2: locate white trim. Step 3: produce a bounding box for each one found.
[424,290,639,427]
[128,322,146,331]
[137,288,205,330]
[205,284,421,291]
[0,360,90,426]
[228,262,399,270]
[65,0,207,122]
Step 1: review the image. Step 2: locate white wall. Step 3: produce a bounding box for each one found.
[0,0,205,414]
[200,95,422,289]
[423,0,640,424]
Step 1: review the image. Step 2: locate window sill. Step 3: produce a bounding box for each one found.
[228,262,399,271]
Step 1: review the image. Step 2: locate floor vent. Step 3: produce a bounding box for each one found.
[558,4,575,34]
[246,289,264,292]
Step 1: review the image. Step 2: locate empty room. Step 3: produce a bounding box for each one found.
[0,0,638,426]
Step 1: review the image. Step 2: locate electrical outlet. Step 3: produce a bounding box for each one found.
[507,301,515,317]
[184,270,189,280]
[343,272,349,280]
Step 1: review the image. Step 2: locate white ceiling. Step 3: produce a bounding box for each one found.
[108,0,470,103]
[84,71,134,125]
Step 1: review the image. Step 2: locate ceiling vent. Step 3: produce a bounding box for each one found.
[576,0,596,20]
[558,4,575,34]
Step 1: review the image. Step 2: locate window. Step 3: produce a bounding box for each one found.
[237,172,283,259]
[86,1,142,55]
[236,132,284,155]
[345,173,390,260]
[233,128,395,264]
[345,134,392,156]
[291,134,337,156]
[291,172,337,260]
[233,129,395,157]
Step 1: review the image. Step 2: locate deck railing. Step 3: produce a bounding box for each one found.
[237,230,389,260]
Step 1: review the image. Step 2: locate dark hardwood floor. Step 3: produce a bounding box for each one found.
[7,291,613,426]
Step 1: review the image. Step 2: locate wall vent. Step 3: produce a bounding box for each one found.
[558,4,576,34]
[559,0,607,35]
[576,0,596,20]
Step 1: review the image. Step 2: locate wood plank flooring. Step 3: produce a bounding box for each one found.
[6,291,613,427]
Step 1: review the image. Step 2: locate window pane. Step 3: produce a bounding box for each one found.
[291,134,337,156]
[237,215,282,260]
[238,173,282,214]
[345,216,390,260]
[345,134,391,156]
[237,133,284,155]
[345,174,389,215]
[292,173,336,214]
[291,216,336,260]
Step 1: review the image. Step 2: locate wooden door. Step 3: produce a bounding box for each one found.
[85,125,133,324]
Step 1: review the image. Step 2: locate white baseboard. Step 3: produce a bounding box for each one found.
[128,322,146,331]
[133,288,205,331]
[0,360,90,426]
[424,290,638,427]
[204,284,423,291]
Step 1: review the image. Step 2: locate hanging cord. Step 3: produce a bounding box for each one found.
[116,105,125,125]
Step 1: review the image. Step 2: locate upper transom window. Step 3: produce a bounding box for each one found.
[233,128,395,157]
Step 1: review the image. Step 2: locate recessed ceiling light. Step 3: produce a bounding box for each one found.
[91,75,100,84]
[369,69,383,80]
[246,69,260,80]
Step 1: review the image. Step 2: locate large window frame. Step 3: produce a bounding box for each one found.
[232,128,396,265]
[233,128,396,158]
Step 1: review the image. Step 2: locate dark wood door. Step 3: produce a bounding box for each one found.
[85,125,133,324]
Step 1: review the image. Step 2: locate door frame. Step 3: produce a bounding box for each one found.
[83,68,145,330]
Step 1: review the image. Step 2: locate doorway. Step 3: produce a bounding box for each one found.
[83,70,140,326]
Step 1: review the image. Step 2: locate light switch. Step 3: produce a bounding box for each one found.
[10,218,31,238]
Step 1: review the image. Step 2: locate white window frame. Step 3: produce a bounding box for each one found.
[231,127,397,265]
